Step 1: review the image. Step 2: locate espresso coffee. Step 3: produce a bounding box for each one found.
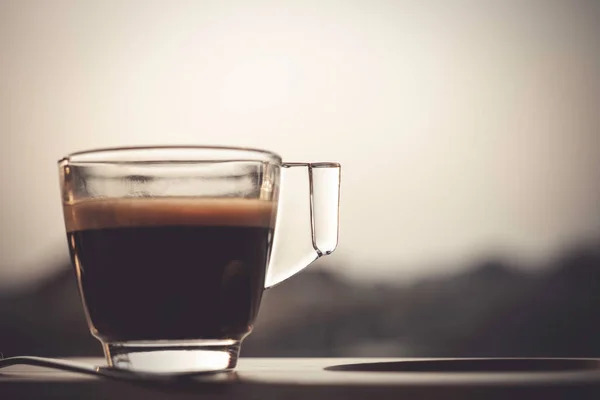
[64,198,276,343]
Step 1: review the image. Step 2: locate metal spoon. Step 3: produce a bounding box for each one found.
[0,356,234,384]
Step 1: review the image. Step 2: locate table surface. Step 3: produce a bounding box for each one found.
[2,357,600,399]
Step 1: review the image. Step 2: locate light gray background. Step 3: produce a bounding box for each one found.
[1,0,599,290]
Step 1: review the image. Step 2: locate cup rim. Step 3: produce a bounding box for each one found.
[59,145,283,164]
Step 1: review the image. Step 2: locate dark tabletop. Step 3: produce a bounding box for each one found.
[3,358,600,399]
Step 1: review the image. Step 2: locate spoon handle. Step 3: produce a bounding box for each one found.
[0,356,102,376]
[0,356,170,382]
[0,355,234,384]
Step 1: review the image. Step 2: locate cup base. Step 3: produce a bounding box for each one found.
[103,339,241,374]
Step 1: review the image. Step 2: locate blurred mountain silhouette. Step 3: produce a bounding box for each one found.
[1,242,599,358]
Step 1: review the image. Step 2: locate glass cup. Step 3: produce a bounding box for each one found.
[58,146,340,374]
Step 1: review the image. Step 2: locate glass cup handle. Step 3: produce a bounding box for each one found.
[264,162,341,288]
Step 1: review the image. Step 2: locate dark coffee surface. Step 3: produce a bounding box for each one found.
[68,225,271,342]
[64,198,275,343]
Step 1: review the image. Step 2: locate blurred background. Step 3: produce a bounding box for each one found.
[1,0,600,358]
